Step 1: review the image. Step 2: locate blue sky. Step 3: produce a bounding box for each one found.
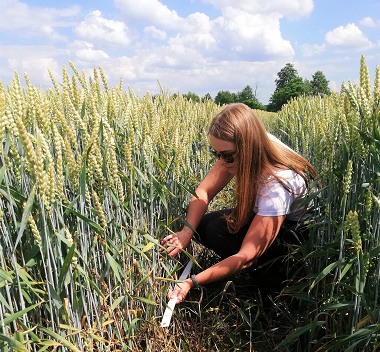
[0,0,379,104]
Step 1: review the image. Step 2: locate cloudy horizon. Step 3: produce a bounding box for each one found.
[0,0,379,104]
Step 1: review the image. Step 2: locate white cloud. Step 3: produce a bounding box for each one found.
[0,45,67,60]
[116,54,164,80]
[212,7,294,59]
[0,0,79,30]
[75,11,130,46]
[115,0,183,29]
[144,26,167,40]
[30,25,68,42]
[168,30,216,54]
[0,44,66,86]
[359,17,380,27]
[116,0,295,61]
[329,80,338,93]
[137,40,208,70]
[162,12,217,60]
[0,0,78,42]
[140,6,294,61]
[325,23,374,51]
[301,43,325,57]
[7,57,61,86]
[181,12,213,33]
[68,41,110,62]
[366,53,380,61]
[201,0,314,20]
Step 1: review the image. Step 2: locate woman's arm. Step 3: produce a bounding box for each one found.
[169,214,286,303]
[161,159,234,257]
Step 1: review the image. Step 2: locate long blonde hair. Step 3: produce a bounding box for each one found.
[208,103,316,234]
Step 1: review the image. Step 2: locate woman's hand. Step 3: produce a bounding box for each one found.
[168,279,193,304]
[160,229,193,257]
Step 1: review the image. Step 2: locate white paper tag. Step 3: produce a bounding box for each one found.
[160,260,193,327]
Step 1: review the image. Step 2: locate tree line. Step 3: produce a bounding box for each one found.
[178,63,331,112]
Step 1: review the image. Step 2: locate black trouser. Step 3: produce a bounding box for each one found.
[194,209,307,294]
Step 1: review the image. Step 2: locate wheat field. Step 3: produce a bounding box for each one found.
[0,56,379,351]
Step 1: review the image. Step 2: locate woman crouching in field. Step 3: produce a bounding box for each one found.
[161,103,316,303]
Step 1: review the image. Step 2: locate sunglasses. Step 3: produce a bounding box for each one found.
[209,148,236,163]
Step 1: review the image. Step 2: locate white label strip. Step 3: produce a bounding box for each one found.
[161,260,193,327]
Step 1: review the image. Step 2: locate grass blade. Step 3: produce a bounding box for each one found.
[13,185,35,251]
[277,321,325,348]
[105,252,122,283]
[57,243,75,293]
[0,166,5,184]
[0,334,28,352]
[309,261,338,292]
[3,301,44,326]
[38,327,81,352]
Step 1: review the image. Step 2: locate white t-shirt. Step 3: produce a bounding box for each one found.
[252,133,310,221]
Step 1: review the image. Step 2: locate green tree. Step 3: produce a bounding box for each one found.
[310,71,331,96]
[275,63,298,91]
[237,85,254,102]
[182,92,201,102]
[267,77,306,112]
[214,90,236,105]
[202,93,213,102]
[242,99,266,111]
[303,78,312,95]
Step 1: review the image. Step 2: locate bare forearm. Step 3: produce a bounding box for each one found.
[183,192,209,234]
[189,253,251,287]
